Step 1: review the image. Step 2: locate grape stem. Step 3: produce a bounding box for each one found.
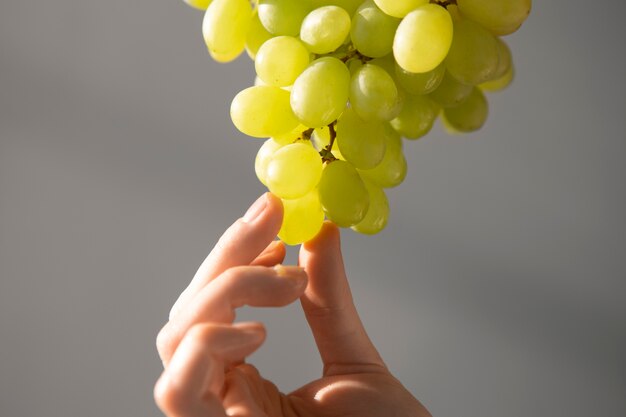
[340,48,372,64]
[319,122,338,163]
[430,0,457,7]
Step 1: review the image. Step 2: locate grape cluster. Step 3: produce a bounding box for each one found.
[183,0,531,245]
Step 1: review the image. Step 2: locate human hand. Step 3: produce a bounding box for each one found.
[154,193,432,417]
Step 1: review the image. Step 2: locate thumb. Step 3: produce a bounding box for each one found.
[298,222,385,376]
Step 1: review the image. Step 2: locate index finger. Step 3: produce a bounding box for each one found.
[169,193,283,319]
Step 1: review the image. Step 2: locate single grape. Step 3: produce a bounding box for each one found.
[311,0,362,16]
[359,124,407,188]
[183,0,211,10]
[258,0,312,36]
[373,0,429,18]
[446,18,500,86]
[255,36,310,86]
[351,1,400,58]
[395,62,445,95]
[352,180,389,235]
[350,63,399,121]
[390,95,439,140]
[279,189,325,245]
[457,0,532,36]
[336,108,386,169]
[245,11,273,59]
[318,160,370,227]
[203,0,252,62]
[480,64,514,92]
[266,142,322,199]
[300,6,351,55]
[428,71,473,108]
[290,57,351,128]
[442,87,488,132]
[230,85,299,137]
[255,138,284,186]
[393,4,453,74]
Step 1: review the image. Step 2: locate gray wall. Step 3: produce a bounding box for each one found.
[1,1,624,416]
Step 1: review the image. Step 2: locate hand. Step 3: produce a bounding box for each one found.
[154,193,432,417]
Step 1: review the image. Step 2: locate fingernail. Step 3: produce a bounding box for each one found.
[232,323,265,344]
[273,264,307,283]
[243,194,268,223]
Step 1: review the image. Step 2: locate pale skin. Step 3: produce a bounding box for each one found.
[154,193,433,417]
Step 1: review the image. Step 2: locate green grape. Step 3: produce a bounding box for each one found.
[480,63,514,92]
[395,61,445,95]
[255,36,310,86]
[290,57,351,128]
[352,180,389,235]
[255,138,284,186]
[278,189,325,245]
[258,0,312,36]
[368,54,404,119]
[184,0,211,10]
[351,0,400,59]
[203,0,252,62]
[429,71,473,108]
[359,124,407,188]
[457,0,532,36]
[336,108,386,169]
[318,160,370,227]
[442,87,488,132]
[300,6,351,55]
[393,4,453,74]
[245,11,273,59]
[390,95,439,140]
[373,0,429,18]
[230,85,299,137]
[350,63,399,121]
[311,0,362,16]
[491,38,513,81]
[266,142,322,199]
[445,18,500,86]
[272,124,310,145]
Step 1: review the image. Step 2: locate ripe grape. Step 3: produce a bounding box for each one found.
[279,190,325,245]
[350,63,399,122]
[395,62,445,96]
[457,0,532,36]
[300,6,351,55]
[202,0,252,62]
[429,71,473,108]
[318,160,370,227]
[336,108,386,169]
[352,180,389,235]
[266,142,322,200]
[255,138,283,186]
[258,0,312,36]
[245,11,273,59]
[442,87,489,132]
[255,36,310,87]
[390,95,439,140]
[359,125,407,188]
[373,0,429,18]
[351,1,400,58]
[230,86,299,138]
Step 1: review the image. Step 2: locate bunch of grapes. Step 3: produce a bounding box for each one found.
[182,0,531,245]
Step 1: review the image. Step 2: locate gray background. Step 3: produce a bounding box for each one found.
[1,1,625,416]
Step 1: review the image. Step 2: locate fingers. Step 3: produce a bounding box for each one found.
[298,222,385,376]
[158,265,307,365]
[251,240,286,267]
[154,322,264,417]
[169,193,284,320]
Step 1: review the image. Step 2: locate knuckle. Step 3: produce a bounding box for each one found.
[153,375,188,413]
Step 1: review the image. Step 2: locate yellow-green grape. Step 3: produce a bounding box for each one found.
[255,138,284,186]
[491,38,513,81]
[258,0,312,36]
[359,125,407,188]
[300,6,351,54]
[245,11,273,59]
[273,124,309,145]
[311,0,362,16]
[266,142,322,199]
[429,71,473,108]
[368,54,404,119]
[255,36,310,86]
[395,62,445,95]
[445,18,500,86]
[390,94,439,140]
[373,0,429,18]
[203,0,252,62]
[184,0,212,10]
[393,4,453,74]
[230,86,299,137]
[457,0,532,36]
[352,180,389,235]
[480,63,514,92]
[336,108,386,169]
[442,87,488,132]
[291,57,350,128]
[318,160,370,227]
[278,190,325,245]
[350,63,399,122]
[351,1,400,58]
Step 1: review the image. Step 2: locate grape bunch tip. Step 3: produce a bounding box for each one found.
[181,0,532,245]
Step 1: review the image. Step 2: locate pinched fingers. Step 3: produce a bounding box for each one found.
[157,265,307,365]
[154,322,264,417]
